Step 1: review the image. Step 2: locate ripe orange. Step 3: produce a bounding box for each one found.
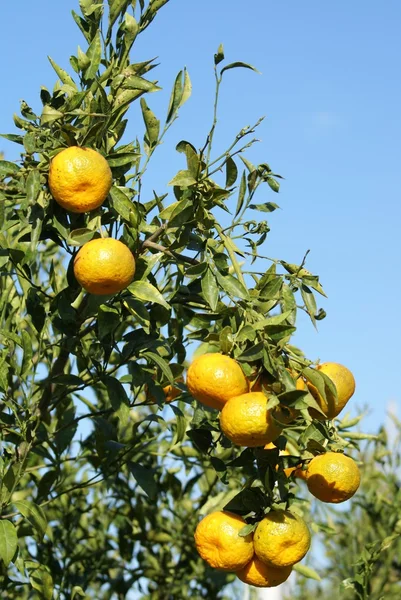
[194,511,254,571]
[236,556,292,588]
[74,238,135,295]
[186,353,248,410]
[306,452,361,503]
[48,146,112,213]
[307,362,355,419]
[254,510,311,568]
[220,392,282,447]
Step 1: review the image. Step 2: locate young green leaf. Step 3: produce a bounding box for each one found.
[0,520,18,566]
[129,281,171,310]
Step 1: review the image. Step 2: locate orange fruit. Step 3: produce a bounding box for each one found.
[48,146,112,213]
[194,511,254,571]
[220,392,282,447]
[306,452,361,503]
[307,362,355,419]
[254,510,311,568]
[186,353,248,410]
[74,238,135,295]
[236,556,292,588]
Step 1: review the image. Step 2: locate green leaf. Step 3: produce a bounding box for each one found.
[103,375,130,427]
[249,202,279,212]
[239,523,257,537]
[109,186,135,222]
[168,169,197,187]
[108,0,131,33]
[180,68,192,108]
[48,56,77,88]
[237,342,264,362]
[293,563,321,581]
[140,98,160,151]
[98,305,120,339]
[0,520,18,566]
[266,176,280,192]
[40,106,63,125]
[26,170,41,204]
[52,374,85,386]
[141,351,174,385]
[301,284,317,326]
[125,75,160,92]
[221,61,260,76]
[128,281,171,310]
[225,156,238,187]
[253,310,293,329]
[72,587,87,600]
[27,564,54,600]
[0,160,19,179]
[215,270,249,300]
[201,269,219,311]
[166,70,184,123]
[214,43,225,65]
[128,462,158,499]
[84,31,101,80]
[14,501,47,541]
[234,171,246,217]
[68,228,98,247]
[169,198,194,227]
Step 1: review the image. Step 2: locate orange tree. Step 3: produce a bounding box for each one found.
[0,1,369,598]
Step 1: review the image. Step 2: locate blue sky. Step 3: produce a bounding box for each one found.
[1,0,400,438]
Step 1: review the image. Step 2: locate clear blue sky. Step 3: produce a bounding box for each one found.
[1,0,400,435]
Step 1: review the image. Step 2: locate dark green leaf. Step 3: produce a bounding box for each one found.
[225,156,238,187]
[141,351,174,385]
[128,462,158,499]
[201,269,219,311]
[234,171,246,218]
[221,61,260,76]
[249,202,279,212]
[166,70,184,123]
[98,305,120,339]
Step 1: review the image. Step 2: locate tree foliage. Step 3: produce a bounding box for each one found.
[0,1,373,598]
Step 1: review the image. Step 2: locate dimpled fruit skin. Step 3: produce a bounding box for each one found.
[306,452,361,503]
[48,146,112,213]
[194,511,254,571]
[186,353,248,410]
[74,238,135,295]
[236,557,292,588]
[254,510,311,568]
[220,392,282,447]
[308,362,355,419]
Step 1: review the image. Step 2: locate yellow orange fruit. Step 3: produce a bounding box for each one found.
[194,511,254,571]
[186,353,248,410]
[307,362,355,419]
[74,238,135,295]
[48,146,112,213]
[306,452,361,503]
[254,510,311,568]
[236,556,292,588]
[220,392,282,447]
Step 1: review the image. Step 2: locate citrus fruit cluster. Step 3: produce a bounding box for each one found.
[48,146,135,295]
[187,353,361,587]
[194,509,309,587]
